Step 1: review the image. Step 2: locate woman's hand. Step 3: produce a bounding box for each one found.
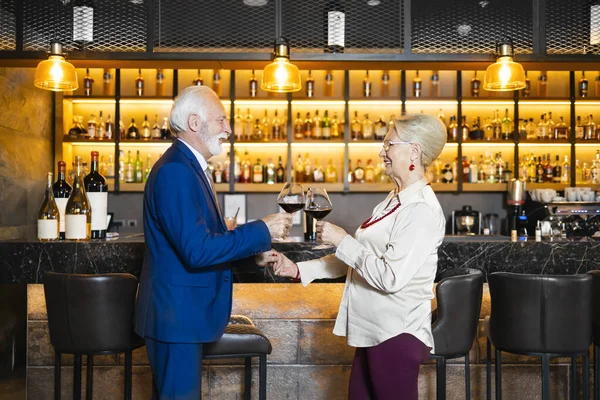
[316,221,348,247]
[272,251,299,279]
[255,250,280,267]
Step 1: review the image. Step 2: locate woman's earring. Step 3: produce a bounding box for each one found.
[409,163,415,171]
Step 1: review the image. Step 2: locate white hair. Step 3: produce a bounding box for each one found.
[393,113,447,169]
[169,86,217,135]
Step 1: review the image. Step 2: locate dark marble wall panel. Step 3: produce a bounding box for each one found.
[0,68,53,240]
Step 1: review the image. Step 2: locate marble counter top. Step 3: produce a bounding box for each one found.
[2,235,600,283]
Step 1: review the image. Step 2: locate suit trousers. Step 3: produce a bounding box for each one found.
[145,337,204,400]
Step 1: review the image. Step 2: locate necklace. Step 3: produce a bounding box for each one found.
[360,202,402,229]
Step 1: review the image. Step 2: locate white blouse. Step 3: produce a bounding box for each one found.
[297,178,445,350]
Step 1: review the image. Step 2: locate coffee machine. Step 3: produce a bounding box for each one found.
[451,205,482,235]
[507,178,528,237]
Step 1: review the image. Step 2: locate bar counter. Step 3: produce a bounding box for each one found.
[1,235,600,283]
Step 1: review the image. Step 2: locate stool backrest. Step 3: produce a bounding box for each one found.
[489,272,592,354]
[43,272,139,354]
[432,268,484,357]
[588,270,600,345]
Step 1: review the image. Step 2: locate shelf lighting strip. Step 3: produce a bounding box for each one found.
[291,100,346,106]
[291,142,346,147]
[70,142,116,147]
[234,100,287,106]
[575,143,600,147]
[404,100,458,106]
[518,143,572,147]
[462,142,515,147]
[461,101,514,106]
[349,100,404,106]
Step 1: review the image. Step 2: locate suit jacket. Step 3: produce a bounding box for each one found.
[135,139,271,343]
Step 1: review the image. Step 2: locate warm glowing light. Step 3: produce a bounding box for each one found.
[262,58,301,92]
[483,41,526,91]
[34,43,78,92]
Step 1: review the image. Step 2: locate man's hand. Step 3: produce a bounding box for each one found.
[272,251,299,279]
[255,250,279,267]
[317,221,349,247]
[261,212,292,239]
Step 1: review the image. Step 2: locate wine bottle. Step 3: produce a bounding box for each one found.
[83,68,94,97]
[471,71,480,97]
[212,70,222,96]
[193,69,203,86]
[522,71,531,98]
[156,68,166,96]
[381,70,390,97]
[249,70,258,97]
[134,150,143,183]
[306,70,315,98]
[65,156,91,240]
[135,69,144,96]
[324,0,345,53]
[363,71,372,98]
[38,172,60,241]
[304,213,317,241]
[152,114,161,139]
[580,71,589,98]
[84,151,108,239]
[324,70,334,97]
[53,161,72,240]
[430,70,440,97]
[141,114,151,139]
[103,69,112,95]
[413,71,422,98]
[127,118,139,139]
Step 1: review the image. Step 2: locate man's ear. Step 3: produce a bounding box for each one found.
[188,113,200,133]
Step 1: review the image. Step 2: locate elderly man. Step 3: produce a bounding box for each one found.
[135,86,289,399]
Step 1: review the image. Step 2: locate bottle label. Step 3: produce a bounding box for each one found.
[322,127,331,138]
[55,198,68,233]
[327,11,345,47]
[38,219,58,240]
[65,214,88,239]
[87,192,108,231]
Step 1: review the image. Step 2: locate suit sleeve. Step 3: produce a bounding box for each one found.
[151,162,271,269]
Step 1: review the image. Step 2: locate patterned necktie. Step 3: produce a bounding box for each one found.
[204,168,223,219]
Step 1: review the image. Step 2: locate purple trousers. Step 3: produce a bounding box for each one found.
[348,333,431,400]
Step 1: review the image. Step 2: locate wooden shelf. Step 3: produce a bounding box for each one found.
[62,137,116,143]
[234,182,344,193]
[120,96,174,101]
[462,183,507,192]
[348,183,394,192]
[431,182,458,192]
[527,183,569,190]
[519,140,571,145]
[119,182,146,192]
[64,96,116,101]
[119,139,173,144]
[463,140,514,145]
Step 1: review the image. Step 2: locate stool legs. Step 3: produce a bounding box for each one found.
[259,354,267,400]
[541,354,550,400]
[584,353,591,400]
[86,355,93,400]
[486,338,491,400]
[596,345,599,400]
[244,357,251,400]
[435,357,446,400]
[54,351,61,400]
[465,353,471,400]
[495,349,502,400]
[73,353,82,400]
[124,350,133,400]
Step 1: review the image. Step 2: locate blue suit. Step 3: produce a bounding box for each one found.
[135,140,271,398]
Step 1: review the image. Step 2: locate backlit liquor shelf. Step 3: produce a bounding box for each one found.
[56,68,600,193]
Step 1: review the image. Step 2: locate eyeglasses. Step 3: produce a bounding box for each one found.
[382,140,411,152]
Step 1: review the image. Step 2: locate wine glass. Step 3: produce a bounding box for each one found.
[276,183,305,241]
[304,187,333,249]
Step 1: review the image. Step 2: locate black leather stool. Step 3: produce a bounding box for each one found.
[44,272,144,400]
[431,268,484,400]
[588,270,600,400]
[485,272,592,400]
[203,315,272,400]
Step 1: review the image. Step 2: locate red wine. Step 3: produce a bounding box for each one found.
[305,208,332,220]
[53,161,72,240]
[278,202,304,213]
[84,151,108,239]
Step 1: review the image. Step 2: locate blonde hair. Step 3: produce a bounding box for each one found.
[169,86,217,135]
[392,113,447,168]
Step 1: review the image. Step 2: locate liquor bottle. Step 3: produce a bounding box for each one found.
[306,70,315,98]
[193,69,203,86]
[331,112,341,139]
[87,113,97,138]
[313,159,325,182]
[470,117,483,140]
[460,116,470,142]
[103,69,112,96]
[252,118,263,141]
[325,158,338,183]
[77,116,86,136]
[65,156,91,240]
[304,112,314,139]
[501,109,513,141]
[375,115,387,140]
[491,110,502,140]
[547,112,555,136]
[107,155,115,180]
[96,111,105,139]
[53,161,72,240]
[469,157,478,183]
[362,114,374,140]
[430,70,440,97]
[535,157,544,183]
[447,116,458,141]
[38,172,60,241]
[259,110,270,140]
[364,160,375,183]
[118,150,125,182]
[242,151,252,183]
[354,160,365,183]
[537,71,548,97]
[522,71,531,98]
[576,115,584,139]
[161,117,171,139]
[67,117,81,138]
[461,156,470,183]
[537,114,548,140]
[249,70,258,97]
[471,71,480,97]
[84,151,108,239]
[213,162,223,184]
[156,68,166,96]
[363,71,372,97]
[294,154,304,183]
[233,108,243,141]
[272,110,282,140]
[561,155,570,183]
[212,70,222,96]
[351,111,362,140]
[413,71,422,97]
[144,154,152,182]
[552,155,562,183]
[381,70,391,97]
[325,70,334,96]
[134,150,143,183]
[580,71,589,97]
[251,159,263,183]
[303,154,313,183]
[141,114,151,139]
[83,68,94,96]
[127,118,139,139]
[324,0,345,53]
[276,156,286,183]
[294,112,304,140]
[265,158,275,184]
[441,163,453,183]
[243,109,253,140]
[135,69,144,96]
[125,150,134,183]
[150,114,161,139]
[313,110,322,139]
[525,118,536,140]
[545,153,554,182]
[119,119,125,139]
[347,159,354,183]
[554,116,569,140]
[321,110,331,140]
[585,115,596,140]
[517,118,526,140]
[483,117,494,141]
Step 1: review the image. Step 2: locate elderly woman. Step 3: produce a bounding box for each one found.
[270,113,447,399]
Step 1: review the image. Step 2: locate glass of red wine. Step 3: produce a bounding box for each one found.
[304,187,333,249]
[276,183,305,240]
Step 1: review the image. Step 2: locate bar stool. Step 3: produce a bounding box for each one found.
[203,315,272,400]
[588,270,600,400]
[430,268,484,400]
[485,272,592,400]
[44,272,144,400]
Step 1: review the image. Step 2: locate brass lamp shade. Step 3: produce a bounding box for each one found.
[261,38,301,92]
[34,43,79,91]
[483,42,526,91]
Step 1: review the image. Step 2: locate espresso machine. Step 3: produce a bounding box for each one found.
[507,178,528,236]
[451,205,482,235]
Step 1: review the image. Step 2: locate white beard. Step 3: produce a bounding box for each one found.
[205,134,223,156]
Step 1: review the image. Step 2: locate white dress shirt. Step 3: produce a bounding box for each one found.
[297,178,445,350]
[178,138,210,181]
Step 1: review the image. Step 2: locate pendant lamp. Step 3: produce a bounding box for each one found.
[261,37,302,93]
[483,39,526,91]
[34,42,79,92]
